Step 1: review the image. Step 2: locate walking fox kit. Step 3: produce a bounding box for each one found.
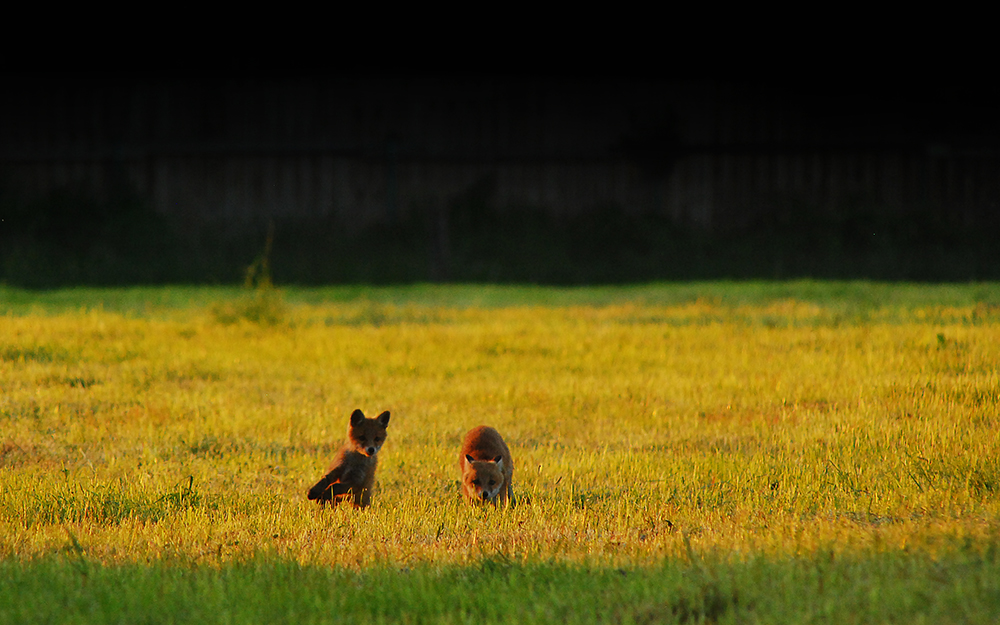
[307,409,389,508]
[460,425,515,506]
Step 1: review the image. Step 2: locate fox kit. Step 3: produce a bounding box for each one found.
[307,409,390,508]
[459,425,514,506]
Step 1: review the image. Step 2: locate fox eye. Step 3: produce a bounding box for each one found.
[374,437,382,443]
[488,480,496,486]
[471,479,480,486]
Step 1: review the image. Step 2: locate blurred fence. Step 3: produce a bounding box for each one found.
[3,75,998,237]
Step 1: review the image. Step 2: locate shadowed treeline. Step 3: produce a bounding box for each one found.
[2,186,997,286]
[2,73,999,285]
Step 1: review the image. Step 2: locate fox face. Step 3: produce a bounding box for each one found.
[348,409,390,457]
[462,455,505,503]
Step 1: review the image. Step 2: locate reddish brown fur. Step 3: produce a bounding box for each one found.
[459,425,514,506]
[307,409,389,508]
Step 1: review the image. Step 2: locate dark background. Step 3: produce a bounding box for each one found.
[2,70,999,286]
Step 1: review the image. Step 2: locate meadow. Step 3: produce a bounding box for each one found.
[1,281,999,623]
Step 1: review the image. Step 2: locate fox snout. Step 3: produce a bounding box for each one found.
[352,439,381,457]
[481,492,489,502]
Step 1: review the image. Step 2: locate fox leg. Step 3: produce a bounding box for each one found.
[307,467,345,501]
[357,487,372,508]
[327,482,354,503]
[328,483,353,497]
[331,482,372,508]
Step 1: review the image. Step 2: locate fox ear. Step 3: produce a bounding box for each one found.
[376,411,390,427]
[494,456,504,471]
[465,454,475,465]
[350,409,365,426]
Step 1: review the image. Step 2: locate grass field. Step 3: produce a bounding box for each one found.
[2,282,999,623]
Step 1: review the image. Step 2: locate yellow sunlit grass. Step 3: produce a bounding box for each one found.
[2,293,998,571]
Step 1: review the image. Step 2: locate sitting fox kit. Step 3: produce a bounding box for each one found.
[307,409,389,508]
[460,425,514,506]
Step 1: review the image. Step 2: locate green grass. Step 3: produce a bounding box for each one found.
[3,549,999,624]
[2,282,1000,622]
[4,280,1000,315]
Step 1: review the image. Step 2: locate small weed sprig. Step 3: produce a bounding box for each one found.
[213,224,287,326]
